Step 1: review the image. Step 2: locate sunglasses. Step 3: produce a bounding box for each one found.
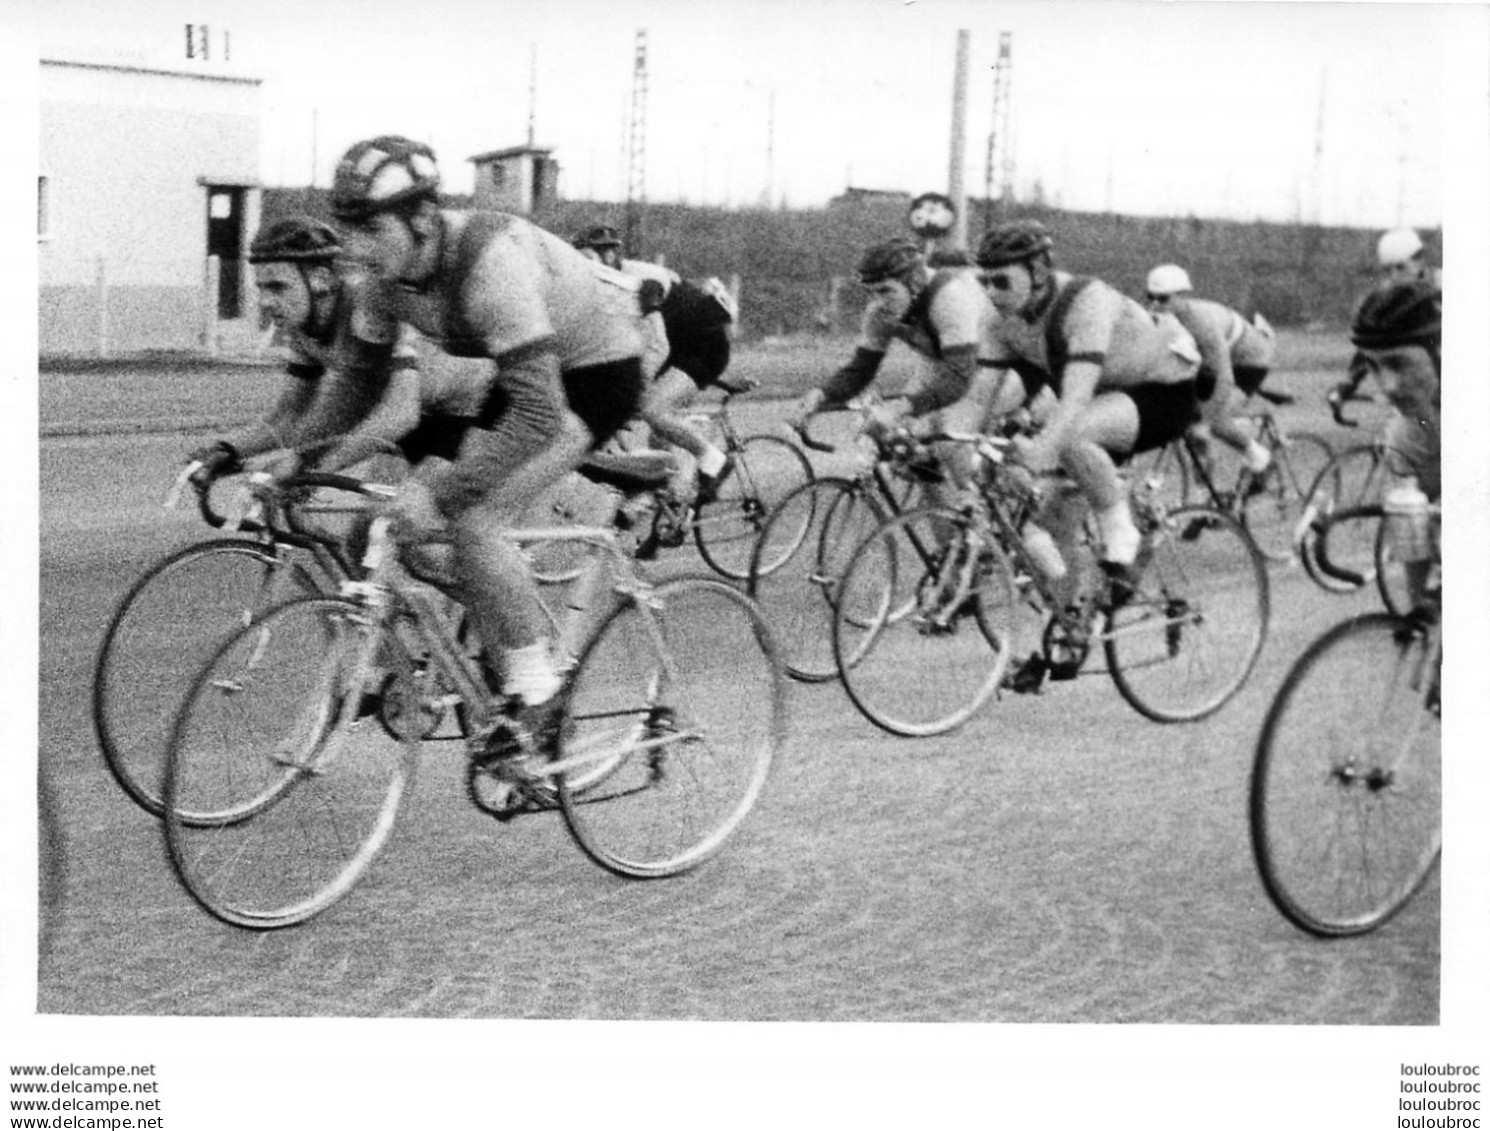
[1146,293,1171,304]
[982,270,1019,291]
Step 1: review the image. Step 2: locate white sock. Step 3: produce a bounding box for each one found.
[1244,441,1271,474]
[697,445,727,477]
[1097,501,1141,565]
[503,640,561,707]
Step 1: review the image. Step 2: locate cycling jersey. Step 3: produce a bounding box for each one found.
[1164,295,1275,400]
[822,266,994,411]
[619,259,733,386]
[985,271,1200,394]
[353,210,647,515]
[282,270,419,384]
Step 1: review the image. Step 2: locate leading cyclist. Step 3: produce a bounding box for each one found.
[329,135,647,744]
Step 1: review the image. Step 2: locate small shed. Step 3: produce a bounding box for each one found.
[469,145,560,219]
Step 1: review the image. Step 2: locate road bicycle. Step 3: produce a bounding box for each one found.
[744,400,932,682]
[525,376,814,584]
[159,468,786,929]
[1292,438,1417,614]
[1131,390,1333,563]
[831,430,1271,736]
[1250,503,1441,938]
[94,462,388,818]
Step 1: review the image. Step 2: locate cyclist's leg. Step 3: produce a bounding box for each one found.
[639,367,728,491]
[1057,391,1142,566]
[448,411,591,707]
[1204,367,1271,474]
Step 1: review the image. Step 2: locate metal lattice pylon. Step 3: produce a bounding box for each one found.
[625,29,648,256]
[984,31,1015,226]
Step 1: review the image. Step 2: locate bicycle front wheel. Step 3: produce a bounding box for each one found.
[1249,612,1441,937]
[832,507,1018,737]
[1297,443,1387,592]
[746,477,889,682]
[553,576,784,878]
[694,433,814,579]
[163,596,418,929]
[1242,431,1334,562]
[1105,506,1269,722]
[93,538,329,817]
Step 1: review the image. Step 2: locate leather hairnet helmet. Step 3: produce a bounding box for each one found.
[331,136,441,223]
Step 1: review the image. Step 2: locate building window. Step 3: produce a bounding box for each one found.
[38,175,50,241]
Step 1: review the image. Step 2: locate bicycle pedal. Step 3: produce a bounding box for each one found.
[1000,655,1049,695]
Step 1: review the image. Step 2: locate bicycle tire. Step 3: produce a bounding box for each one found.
[1296,443,1388,593]
[746,477,890,683]
[93,538,330,817]
[553,575,784,878]
[1241,431,1334,563]
[1105,505,1269,722]
[162,596,418,928]
[694,433,814,580]
[832,506,1017,737]
[1249,612,1441,937]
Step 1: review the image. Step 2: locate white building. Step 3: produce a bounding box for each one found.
[39,56,262,356]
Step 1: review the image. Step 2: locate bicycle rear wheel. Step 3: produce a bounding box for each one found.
[1105,506,1268,722]
[554,576,784,878]
[94,538,328,817]
[163,596,418,929]
[1297,443,1388,592]
[832,507,1017,737]
[1242,431,1334,562]
[746,477,889,682]
[1249,612,1441,937]
[694,434,814,580]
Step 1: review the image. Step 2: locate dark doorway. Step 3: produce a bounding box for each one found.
[205,186,246,319]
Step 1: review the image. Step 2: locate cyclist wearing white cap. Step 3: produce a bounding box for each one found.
[1144,263,1278,479]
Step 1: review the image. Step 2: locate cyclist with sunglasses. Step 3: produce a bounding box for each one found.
[975,220,1201,584]
[1144,263,1278,480]
[328,135,649,739]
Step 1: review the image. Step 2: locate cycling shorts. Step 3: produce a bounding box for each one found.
[662,327,732,388]
[1124,379,1201,455]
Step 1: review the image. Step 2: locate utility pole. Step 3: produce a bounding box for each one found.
[985,31,1014,227]
[527,44,537,148]
[946,30,970,250]
[625,29,649,257]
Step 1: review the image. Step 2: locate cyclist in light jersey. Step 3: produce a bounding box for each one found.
[1144,263,1278,478]
[790,237,1028,459]
[331,135,647,731]
[572,224,737,499]
[975,220,1201,579]
[1348,280,1441,608]
[185,217,421,478]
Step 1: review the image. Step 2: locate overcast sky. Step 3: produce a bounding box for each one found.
[33,0,1473,228]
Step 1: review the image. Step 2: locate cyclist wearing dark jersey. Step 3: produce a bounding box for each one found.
[331,135,646,726]
[572,224,739,498]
